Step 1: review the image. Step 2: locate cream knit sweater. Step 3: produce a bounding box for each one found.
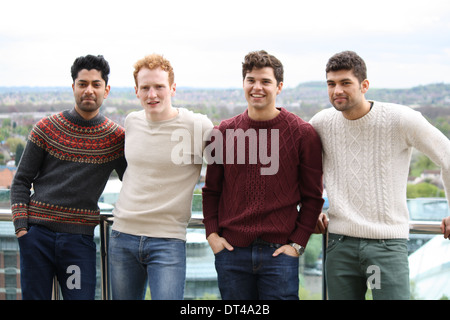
[112,108,213,241]
[310,101,450,239]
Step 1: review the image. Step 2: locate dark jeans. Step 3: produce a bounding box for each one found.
[214,240,299,300]
[18,225,97,300]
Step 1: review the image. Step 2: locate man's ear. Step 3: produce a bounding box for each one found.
[361,79,370,94]
[104,85,111,99]
[171,82,177,97]
[276,81,283,95]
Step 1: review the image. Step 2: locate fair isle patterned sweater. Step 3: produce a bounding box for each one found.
[11,109,126,236]
[310,101,450,239]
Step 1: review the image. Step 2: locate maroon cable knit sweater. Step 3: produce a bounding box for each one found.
[202,108,324,248]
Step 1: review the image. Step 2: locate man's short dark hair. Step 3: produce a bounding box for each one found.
[242,50,284,85]
[326,51,367,83]
[71,54,110,85]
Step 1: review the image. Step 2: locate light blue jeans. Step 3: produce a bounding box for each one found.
[108,229,186,300]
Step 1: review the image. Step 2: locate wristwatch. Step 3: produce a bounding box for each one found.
[289,243,305,256]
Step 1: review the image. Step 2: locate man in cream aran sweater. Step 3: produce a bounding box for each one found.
[311,51,450,300]
[109,54,213,300]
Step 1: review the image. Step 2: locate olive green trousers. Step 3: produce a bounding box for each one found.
[325,233,410,300]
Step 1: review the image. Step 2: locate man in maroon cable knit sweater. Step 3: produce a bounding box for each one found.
[202,50,324,300]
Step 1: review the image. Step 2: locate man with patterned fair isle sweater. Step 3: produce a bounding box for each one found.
[202,50,324,300]
[10,55,126,300]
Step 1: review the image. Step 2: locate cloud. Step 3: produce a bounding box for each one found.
[1,0,450,88]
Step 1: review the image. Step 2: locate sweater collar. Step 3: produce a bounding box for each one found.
[339,101,378,126]
[243,107,287,128]
[66,108,105,126]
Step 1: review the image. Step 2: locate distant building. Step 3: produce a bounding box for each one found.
[421,170,441,180]
[0,221,20,300]
[409,235,450,300]
[0,167,15,189]
[411,169,444,189]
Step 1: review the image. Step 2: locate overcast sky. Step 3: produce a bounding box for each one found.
[1,0,450,89]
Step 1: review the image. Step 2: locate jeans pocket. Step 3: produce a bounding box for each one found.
[381,239,407,252]
[17,225,35,245]
[280,251,300,259]
[326,234,343,253]
[80,234,96,249]
[110,229,121,239]
[214,248,229,256]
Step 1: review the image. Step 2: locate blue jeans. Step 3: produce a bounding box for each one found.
[214,240,299,300]
[18,225,97,300]
[109,230,186,300]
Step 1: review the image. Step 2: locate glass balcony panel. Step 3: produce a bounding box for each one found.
[0,192,448,300]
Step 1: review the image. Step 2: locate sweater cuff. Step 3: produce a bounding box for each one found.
[203,218,220,239]
[11,203,29,231]
[289,226,314,248]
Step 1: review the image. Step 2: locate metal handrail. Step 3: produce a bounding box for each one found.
[1,211,444,233]
[409,220,443,234]
[0,210,445,300]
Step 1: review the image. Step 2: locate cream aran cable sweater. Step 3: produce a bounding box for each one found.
[112,108,213,241]
[310,101,450,239]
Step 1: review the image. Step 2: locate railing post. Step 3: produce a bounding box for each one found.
[322,232,328,300]
[99,213,112,300]
[51,276,60,300]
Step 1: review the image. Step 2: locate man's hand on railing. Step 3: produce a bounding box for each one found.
[440,216,450,239]
[315,213,328,234]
